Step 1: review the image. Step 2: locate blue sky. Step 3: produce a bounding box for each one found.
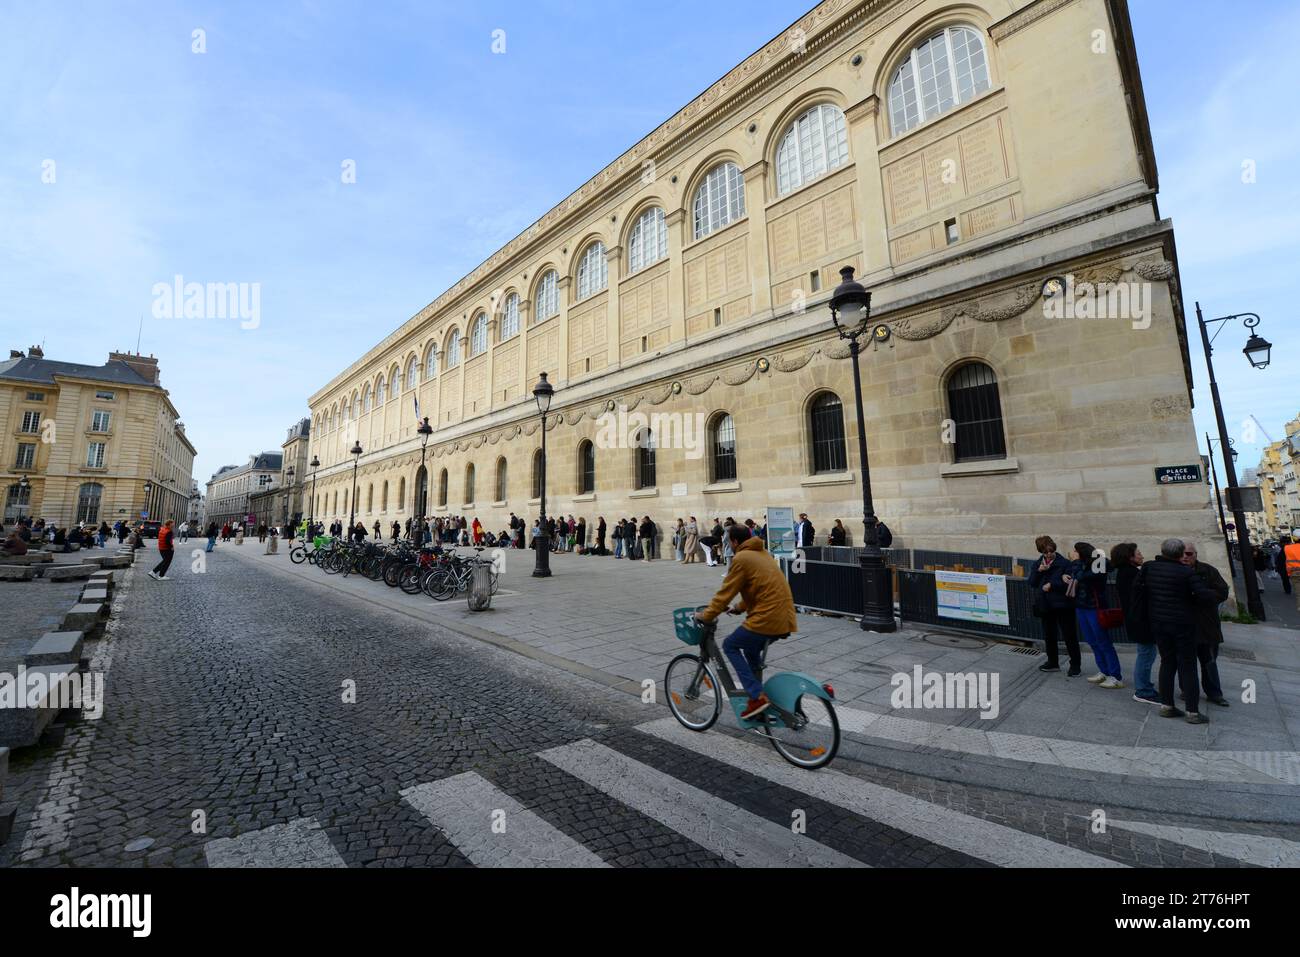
[0,0,1295,488]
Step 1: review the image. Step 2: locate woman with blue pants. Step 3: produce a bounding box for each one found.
[1069,540,1123,689]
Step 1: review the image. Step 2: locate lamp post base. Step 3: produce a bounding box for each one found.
[532,533,552,577]
[859,552,897,632]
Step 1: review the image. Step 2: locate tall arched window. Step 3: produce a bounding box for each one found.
[332,490,338,514]
[531,449,543,499]
[343,489,348,514]
[693,162,746,239]
[709,413,737,483]
[438,469,448,507]
[406,356,418,390]
[367,483,374,512]
[398,477,406,511]
[464,464,475,504]
[382,481,389,511]
[5,482,32,523]
[578,440,595,495]
[424,343,438,380]
[495,457,508,502]
[445,330,461,368]
[809,392,847,474]
[946,361,1006,462]
[500,293,520,340]
[888,25,991,136]
[534,270,559,323]
[628,207,667,274]
[389,368,400,398]
[362,384,371,412]
[75,482,102,523]
[576,242,608,300]
[470,313,489,356]
[375,376,386,407]
[415,467,427,518]
[636,429,656,489]
[775,103,849,196]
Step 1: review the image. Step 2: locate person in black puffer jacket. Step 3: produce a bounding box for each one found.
[1128,538,1219,724]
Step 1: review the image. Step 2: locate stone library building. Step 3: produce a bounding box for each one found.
[305,0,1221,567]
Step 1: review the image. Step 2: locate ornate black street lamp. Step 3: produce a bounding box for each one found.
[308,455,320,538]
[532,372,553,578]
[829,266,896,633]
[348,441,363,537]
[1196,303,1270,620]
[416,416,433,543]
[283,466,295,528]
[143,480,152,523]
[1205,434,1236,581]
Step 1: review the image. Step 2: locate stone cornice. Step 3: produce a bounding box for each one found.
[989,0,1078,42]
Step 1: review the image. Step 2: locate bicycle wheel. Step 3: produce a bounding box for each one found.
[488,570,500,594]
[383,560,403,588]
[764,694,839,769]
[289,546,306,565]
[664,654,722,731]
[322,552,342,574]
[398,565,423,595]
[430,570,458,601]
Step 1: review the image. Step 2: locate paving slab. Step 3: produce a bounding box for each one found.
[24,631,85,667]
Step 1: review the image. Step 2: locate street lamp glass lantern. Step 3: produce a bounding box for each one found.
[350,442,363,457]
[829,266,871,334]
[1243,332,1272,369]
[417,416,433,443]
[310,455,320,468]
[533,372,553,416]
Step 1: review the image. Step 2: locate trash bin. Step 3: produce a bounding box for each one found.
[467,564,493,611]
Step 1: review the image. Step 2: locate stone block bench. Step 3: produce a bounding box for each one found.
[41,564,97,582]
[0,665,77,749]
[0,566,36,581]
[25,631,85,668]
[0,552,52,565]
[61,602,107,635]
[81,586,109,604]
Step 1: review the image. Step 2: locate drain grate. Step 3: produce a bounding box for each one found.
[1220,647,1257,661]
[1008,645,1043,656]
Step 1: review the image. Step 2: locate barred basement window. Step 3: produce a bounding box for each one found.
[946,361,1006,462]
[809,392,847,473]
[710,413,737,482]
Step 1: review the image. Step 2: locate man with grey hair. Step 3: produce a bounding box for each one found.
[1181,541,1231,707]
[1128,537,1219,723]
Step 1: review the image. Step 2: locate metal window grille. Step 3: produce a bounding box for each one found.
[580,441,595,494]
[711,414,737,482]
[638,431,656,489]
[946,362,1006,462]
[809,394,847,473]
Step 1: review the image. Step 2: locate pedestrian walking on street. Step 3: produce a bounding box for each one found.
[673,519,686,561]
[1111,542,1158,703]
[829,520,847,547]
[1029,536,1081,676]
[640,516,656,562]
[205,521,217,552]
[1182,541,1231,708]
[1068,541,1123,688]
[1128,538,1220,724]
[683,517,700,564]
[794,513,816,549]
[265,524,279,555]
[149,520,175,581]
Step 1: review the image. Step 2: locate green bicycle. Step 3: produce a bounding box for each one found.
[664,607,840,769]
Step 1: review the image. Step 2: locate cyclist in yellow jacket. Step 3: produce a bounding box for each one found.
[696,524,798,719]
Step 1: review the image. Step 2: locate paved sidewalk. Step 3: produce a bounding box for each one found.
[221,542,1300,813]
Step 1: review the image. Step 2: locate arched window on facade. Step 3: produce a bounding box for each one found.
[636,429,656,490]
[576,242,608,300]
[628,208,668,274]
[367,483,374,512]
[382,481,389,512]
[578,440,595,495]
[446,329,462,368]
[693,162,746,240]
[534,270,560,323]
[946,361,1007,462]
[376,376,386,407]
[809,392,848,474]
[531,449,543,499]
[424,343,437,380]
[495,457,508,502]
[362,384,371,412]
[888,25,991,136]
[389,368,400,398]
[500,293,520,340]
[5,482,31,523]
[75,482,102,524]
[464,464,475,504]
[775,103,849,196]
[438,469,448,507]
[709,413,737,483]
[470,313,489,356]
[398,477,406,511]
[415,467,427,518]
[406,356,418,390]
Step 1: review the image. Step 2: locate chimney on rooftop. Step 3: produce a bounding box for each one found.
[9,350,23,359]
[108,350,160,385]
[28,345,43,359]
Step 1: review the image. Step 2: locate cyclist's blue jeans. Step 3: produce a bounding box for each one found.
[723,625,769,700]
[1133,641,1157,697]
[1076,608,1121,680]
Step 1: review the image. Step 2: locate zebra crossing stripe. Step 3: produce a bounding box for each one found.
[638,717,1125,868]
[204,817,347,868]
[401,772,608,868]
[1108,819,1300,867]
[538,738,865,867]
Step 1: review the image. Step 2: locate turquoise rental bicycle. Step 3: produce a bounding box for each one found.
[664,607,840,769]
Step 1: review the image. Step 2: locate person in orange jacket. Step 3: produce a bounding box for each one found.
[149,520,175,581]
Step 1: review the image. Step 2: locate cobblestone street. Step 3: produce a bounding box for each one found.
[2,544,1296,869]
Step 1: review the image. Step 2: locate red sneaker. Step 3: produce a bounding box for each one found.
[740,695,771,720]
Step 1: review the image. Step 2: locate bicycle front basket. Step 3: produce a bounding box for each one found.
[672,607,704,646]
